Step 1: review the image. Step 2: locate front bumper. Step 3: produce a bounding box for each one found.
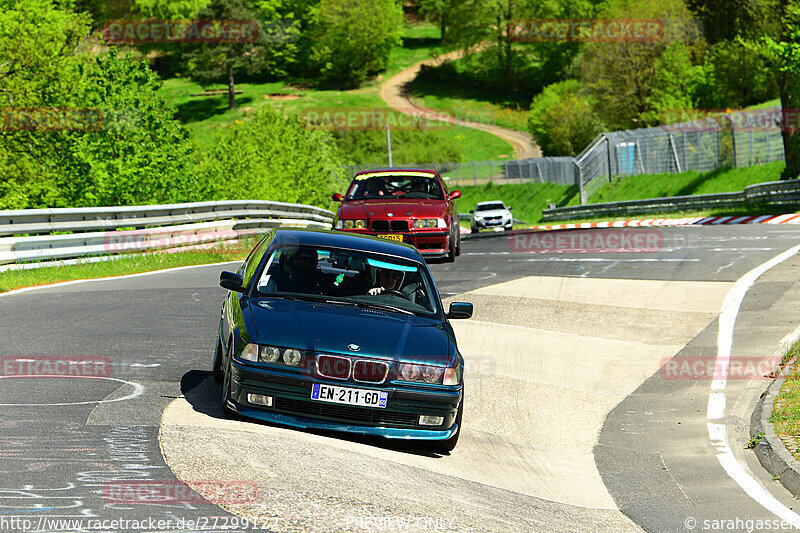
[472,218,512,230]
[230,360,462,441]
[336,228,450,256]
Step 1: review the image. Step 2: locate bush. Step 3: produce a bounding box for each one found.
[198,108,345,208]
[528,80,604,156]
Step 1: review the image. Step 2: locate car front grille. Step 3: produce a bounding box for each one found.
[353,360,389,383]
[390,220,408,232]
[316,355,351,380]
[274,397,418,427]
[371,220,389,231]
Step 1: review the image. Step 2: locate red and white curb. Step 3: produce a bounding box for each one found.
[533,214,800,231]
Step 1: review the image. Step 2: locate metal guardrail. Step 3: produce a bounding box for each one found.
[0,200,335,269]
[541,180,800,221]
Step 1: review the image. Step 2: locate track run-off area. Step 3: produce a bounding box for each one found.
[3,225,800,532]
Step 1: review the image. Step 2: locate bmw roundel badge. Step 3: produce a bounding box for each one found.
[348,343,360,352]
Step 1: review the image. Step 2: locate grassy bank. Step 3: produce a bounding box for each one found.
[0,243,254,294]
[770,342,800,462]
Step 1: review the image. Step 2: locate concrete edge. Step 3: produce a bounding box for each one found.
[751,327,800,496]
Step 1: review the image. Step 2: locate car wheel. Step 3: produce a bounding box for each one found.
[212,335,224,383]
[429,395,463,454]
[455,232,462,257]
[445,234,456,263]
[504,225,513,232]
[221,343,235,416]
[470,227,478,234]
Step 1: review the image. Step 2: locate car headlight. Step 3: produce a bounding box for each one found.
[240,343,305,367]
[337,219,367,229]
[413,218,447,229]
[397,363,452,384]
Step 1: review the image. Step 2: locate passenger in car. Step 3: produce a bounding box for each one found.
[280,248,322,294]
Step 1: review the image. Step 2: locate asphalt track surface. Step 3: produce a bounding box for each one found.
[2,225,800,532]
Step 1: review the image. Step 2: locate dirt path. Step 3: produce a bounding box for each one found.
[379,50,541,160]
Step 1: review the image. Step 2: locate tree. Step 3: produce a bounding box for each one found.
[528,80,603,156]
[310,0,403,88]
[181,0,296,109]
[578,0,704,129]
[418,0,461,44]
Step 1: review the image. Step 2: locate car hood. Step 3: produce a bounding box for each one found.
[248,298,455,365]
[339,199,447,219]
[474,209,510,217]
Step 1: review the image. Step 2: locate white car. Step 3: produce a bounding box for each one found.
[470,201,513,233]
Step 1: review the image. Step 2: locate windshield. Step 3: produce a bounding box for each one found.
[476,202,505,211]
[254,245,439,316]
[346,173,444,201]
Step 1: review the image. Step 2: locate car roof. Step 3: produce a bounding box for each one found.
[270,227,424,262]
[353,168,440,180]
[476,200,506,206]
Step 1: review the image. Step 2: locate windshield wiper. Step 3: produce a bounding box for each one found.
[355,301,413,315]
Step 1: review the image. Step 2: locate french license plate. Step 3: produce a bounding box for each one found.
[311,383,387,408]
[377,234,403,242]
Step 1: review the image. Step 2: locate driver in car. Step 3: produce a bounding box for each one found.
[281,248,321,294]
[368,268,403,295]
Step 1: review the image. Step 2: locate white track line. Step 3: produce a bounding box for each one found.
[0,261,240,298]
[707,243,800,526]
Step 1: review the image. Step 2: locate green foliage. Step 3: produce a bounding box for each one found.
[640,43,706,126]
[134,0,211,18]
[528,80,603,156]
[198,107,344,207]
[579,0,705,130]
[696,40,779,108]
[309,0,403,88]
[331,129,463,166]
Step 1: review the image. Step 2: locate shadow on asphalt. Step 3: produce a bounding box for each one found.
[178,370,450,458]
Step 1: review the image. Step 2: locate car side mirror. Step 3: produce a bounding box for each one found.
[508,206,512,210]
[332,193,343,202]
[469,210,474,213]
[448,190,461,201]
[447,302,473,319]
[220,271,246,293]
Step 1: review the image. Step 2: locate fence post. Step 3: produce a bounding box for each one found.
[728,113,737,168]
[748,128,754,165]
[766,122,770,161]
[575,160,585,205]
[668,133,682,173]
[536,162,542,183]
[697,131,702,171]
[472,161,477,186]
[606,136,612,182]
[528,160,534,182]
[489,161,493,183]
[715,129,720,168]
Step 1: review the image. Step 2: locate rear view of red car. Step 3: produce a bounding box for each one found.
[332,169,462,261]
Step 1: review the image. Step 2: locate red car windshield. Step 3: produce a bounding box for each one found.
[346,175,444,201]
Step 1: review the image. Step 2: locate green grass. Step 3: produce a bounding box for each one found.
[453,182,577,225]
[771,342,800,462]
[0,243,254,293]
[586,162,785,205]
[450,162,790,225]
[381,22,448,80]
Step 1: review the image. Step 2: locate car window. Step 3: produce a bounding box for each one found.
[242,232,274,287]
[346,174,444,201]
[476,203,506,211]
[254,244,438,316]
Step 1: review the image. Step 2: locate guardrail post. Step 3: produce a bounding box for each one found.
[575,160,585,205]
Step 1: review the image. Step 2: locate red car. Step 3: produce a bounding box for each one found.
[332,169,462,261]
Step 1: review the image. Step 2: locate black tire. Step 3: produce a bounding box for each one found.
[429,395,463,454]
[221,343,235,416]
[504,226,513,232]
[455,232,462,256]
[470,227,478,234]
[445,232,456,263]
[212,335,224,383]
